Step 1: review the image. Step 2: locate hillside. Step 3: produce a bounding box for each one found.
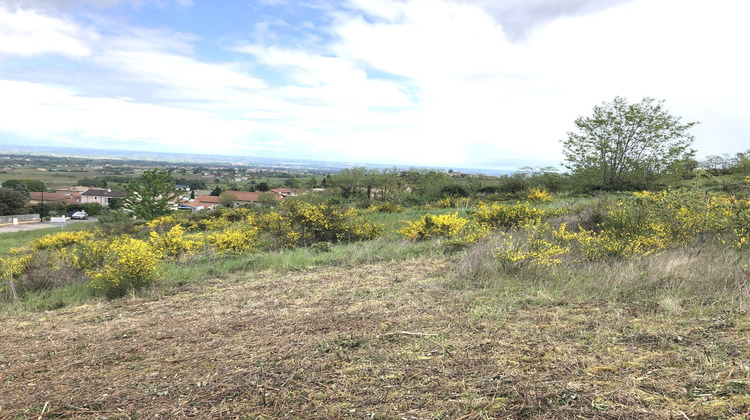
[2,257,749,418]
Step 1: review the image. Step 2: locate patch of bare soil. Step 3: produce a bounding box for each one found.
[2,258,749,418]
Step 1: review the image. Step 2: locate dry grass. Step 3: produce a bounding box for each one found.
[456,234,750,310]
[2,258,750,418]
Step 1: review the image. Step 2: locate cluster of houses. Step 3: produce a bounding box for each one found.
[183,188,298,211]
[30,186,300,211]
[29,187,125,207]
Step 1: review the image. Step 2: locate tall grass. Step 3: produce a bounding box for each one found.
[454,233,750,311]
[1,283,98,314]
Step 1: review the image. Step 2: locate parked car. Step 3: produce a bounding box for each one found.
[70,211,88,220]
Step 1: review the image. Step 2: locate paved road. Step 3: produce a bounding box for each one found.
[0,217,98,233]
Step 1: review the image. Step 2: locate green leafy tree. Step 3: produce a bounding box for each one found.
[210,186,223,196]
[327,167,378,198]
[14,182,31,198]
[2,179,45,192]
[0,188,29,216]
[258,191,278,206]
[219,192,237,208]
[562,97,698,191]
[284,178,300,188]
[122,169,178,220]
[108,197,123,211]
[731,150,750,176]
[78,177,107,188]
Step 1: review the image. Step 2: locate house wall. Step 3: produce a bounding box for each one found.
[81,195,110,206]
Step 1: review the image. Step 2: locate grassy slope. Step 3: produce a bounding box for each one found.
[0,223,94,257]
[2,256,749,418]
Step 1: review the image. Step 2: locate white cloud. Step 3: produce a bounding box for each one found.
[326,0,750,164]
[0,7,94,57]
[0,80,276,154]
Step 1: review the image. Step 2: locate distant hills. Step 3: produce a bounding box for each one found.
[0,144,517,176]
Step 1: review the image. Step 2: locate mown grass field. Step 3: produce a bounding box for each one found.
[2,252,749,418]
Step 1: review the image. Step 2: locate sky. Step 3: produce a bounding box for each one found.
[0,0,748,170]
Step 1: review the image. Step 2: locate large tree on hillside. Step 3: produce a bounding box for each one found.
[0,188,29,216]
[562,97,698,190]
[122,169,179,220]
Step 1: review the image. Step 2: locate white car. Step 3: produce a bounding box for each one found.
[70,211,88,220]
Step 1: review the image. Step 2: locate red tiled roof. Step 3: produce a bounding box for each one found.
[192,195,221,203]
[30,192,71,202]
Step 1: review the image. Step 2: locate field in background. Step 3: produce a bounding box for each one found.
[0,167,102,189]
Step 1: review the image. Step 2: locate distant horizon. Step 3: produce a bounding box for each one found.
[0,143,523,176]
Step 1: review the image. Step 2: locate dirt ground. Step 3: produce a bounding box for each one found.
[1,259,749,419]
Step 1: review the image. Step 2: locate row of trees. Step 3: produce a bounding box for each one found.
[700,152,750,175]
[1,179,46,192]
[320,167,567,205]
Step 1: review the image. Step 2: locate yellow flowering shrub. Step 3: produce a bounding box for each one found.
[258,201,383,247]
[147,208,257,234]
[88,237,161,298]
[444,219,491,249]
[496,223,570,269]
[218,207,255,222]
[471,202,550,229]
[491,189,750,271]
[146,212,192,229]
[61,239,112,271]
[435,196,471,209]
[30,231,94,250]
[527,188,553,203]
[399,213,469,240]
[197,217,233,231]
[0,254,32,297]
[149,224,205,257]
[364,202,405,213]
[626,190,748,249]
[727,195,750,249]
[207,223,259,253]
